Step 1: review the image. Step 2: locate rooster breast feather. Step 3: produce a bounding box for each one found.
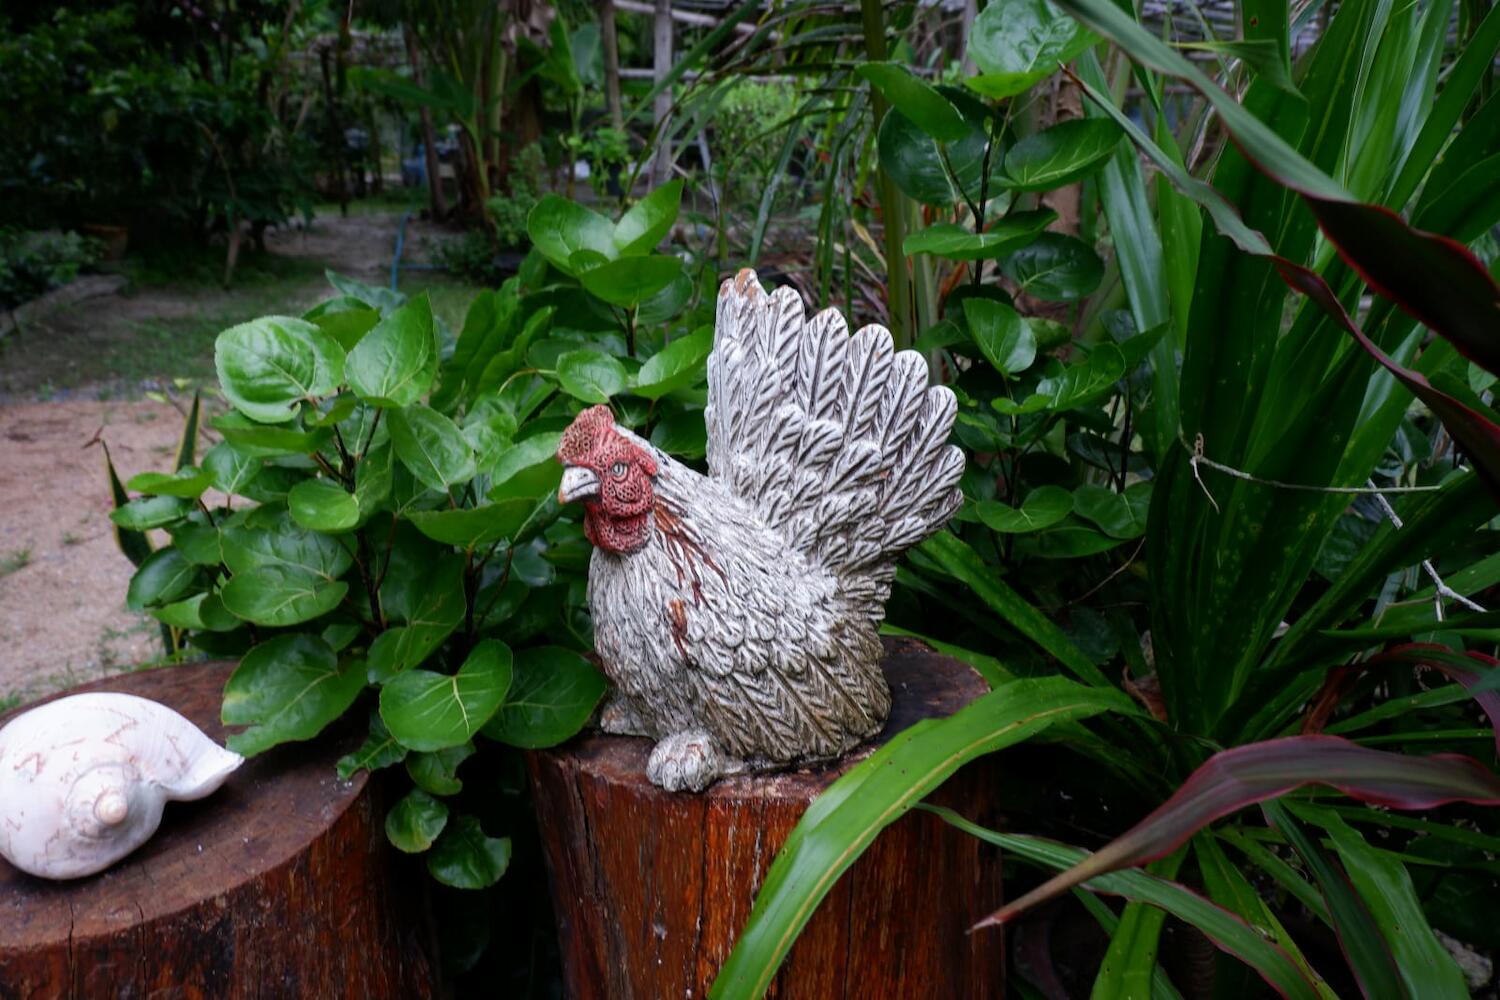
[703,269,964,618]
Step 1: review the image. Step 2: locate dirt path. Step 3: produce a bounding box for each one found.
[0,209,467,702]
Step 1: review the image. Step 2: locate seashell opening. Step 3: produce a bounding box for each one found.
[65,763,140,841]
[94,789,130,826]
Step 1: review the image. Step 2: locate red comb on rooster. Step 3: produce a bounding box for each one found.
[556,269,963,791]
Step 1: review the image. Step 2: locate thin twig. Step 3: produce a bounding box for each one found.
[1366,481,1486,623]
[1187,434,1443,513]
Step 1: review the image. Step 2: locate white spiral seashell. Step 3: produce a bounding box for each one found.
[0,692,243,880]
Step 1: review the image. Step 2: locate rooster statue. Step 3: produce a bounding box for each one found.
[556,270,964,791]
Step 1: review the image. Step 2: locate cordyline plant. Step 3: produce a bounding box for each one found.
[708,0,1500,996]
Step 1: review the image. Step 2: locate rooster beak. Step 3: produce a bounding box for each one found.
[559,466,600,504]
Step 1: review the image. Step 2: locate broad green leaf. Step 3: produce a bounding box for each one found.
[556,350,627,403]
[210,412,331,458]
[650,409,708,458]
[1073,482,1151,539]
[1003,118,1122,191]
[918,531,1107,685]
[220,510,352,580]
[426,815,511,889]
[963,298,1035,374]
[527,195,616,274]
[149,593,209,630]
[355,441,394,516]
[336,712,409,778]
[214,316,345,424]
[312,306,380,353]
[407,743,475,796]
[368,556,466,679]
[110,495,190,531]
[928,810,1321,1000]
[877,101,1001,206]
[325,268,406,311]
[202,441,262,497]
[126,547,197,611]
[632,327,714,399]
[220,566,349,627]
[432,285,516,411]
[613,180,684,255]
[126,466,213,499]
[710,677,1130,998]
[287,479,360,533]
[104,444,151,567]
[578,255,683,308]
[902,210,1055,261]
[345,295,438,408]
[168,520,221,566]
[381,640,511,752]
[489,432,563,489]
[407,499,536,548]
[222,634,365,756]
[975,485,1072,533]
[385,789,449,853]
[966,0,1099,99]
[994,343,1126,415]
[388,404,477,491]
[482,646,607,748]
[856,62,969,141]
[1000,233,1104,300]
[1029,520,1126,558]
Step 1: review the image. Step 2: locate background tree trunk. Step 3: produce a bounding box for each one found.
[404,23,449,221]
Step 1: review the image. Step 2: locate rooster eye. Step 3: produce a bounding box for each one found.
[610,461,628,479]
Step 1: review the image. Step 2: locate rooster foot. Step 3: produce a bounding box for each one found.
[597,695,652,737]
[646,730,742,792]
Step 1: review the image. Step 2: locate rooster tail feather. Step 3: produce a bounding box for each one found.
[708,269,963,620]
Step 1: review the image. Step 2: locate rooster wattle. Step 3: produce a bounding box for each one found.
[556,269,963,791]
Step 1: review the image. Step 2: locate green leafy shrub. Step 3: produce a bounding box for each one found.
[110,178,708,981]
[0,229,102,310]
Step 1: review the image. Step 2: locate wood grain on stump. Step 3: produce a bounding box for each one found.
[528,637,1005,999]
[0,662,437,999]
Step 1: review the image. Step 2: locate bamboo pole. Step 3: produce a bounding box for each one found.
[651,0,674,187]
[600,0,624,130]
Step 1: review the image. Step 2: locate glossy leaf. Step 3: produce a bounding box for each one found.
[556,349,627,403]
[1003,118,1122,191]
[407,499,536,548]
[482,646,608,748]
[632,327,714,399]
[210,412,331,458]
[903,210,1055,261]
[202,442,261,497]
[214,316,344,423]
[978,735,1500,926]
[966,0,1099,99]
[104,444,151,568]
[388,403,477,491]
[963,298,1035,375]
[993,343,1126,415]
[220,510,351,580]
[710,677,1131,999]
[344,295,438,408]
[337,712,408,779]
[527,195,615,273]
[381,640,514,752]
[577,254,683,308]
[287,479,360,533]
[407,743,475,796]
[1000,233,1104,300]
[613,180,684,255]
[220,566,349,627]
[856,62,969,141]
[126,548,196,611]
[367,556,466,679]
[1073,482,1151,539]
[222,634,365,755]
[877,104,999,206]
[126,466,213,499]
[975,485,1072,533]
[385,789,449,853]
[110,495,190,531]
[427,815,511,889]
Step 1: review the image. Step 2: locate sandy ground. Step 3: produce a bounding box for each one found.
[0,209,457,702]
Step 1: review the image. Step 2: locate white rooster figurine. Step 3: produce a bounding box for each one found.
[556,269,963,791]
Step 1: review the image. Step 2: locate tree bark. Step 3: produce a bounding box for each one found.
[404,22,449,221]
[527,637,1006,998]
[651,0,675,186]
[0,663,437,999]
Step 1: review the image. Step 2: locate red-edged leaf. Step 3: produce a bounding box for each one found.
[1059,0,1500,501]
[1376,645,1500,754]
[976,735,1500,927]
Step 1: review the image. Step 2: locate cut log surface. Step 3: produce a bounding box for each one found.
[0,662,436,999]
[528,637,1005,999]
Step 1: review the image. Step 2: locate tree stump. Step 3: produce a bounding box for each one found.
[0,662,437,999]
[527,637,1005,999]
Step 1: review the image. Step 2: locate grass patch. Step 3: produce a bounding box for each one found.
[0,549,32,579]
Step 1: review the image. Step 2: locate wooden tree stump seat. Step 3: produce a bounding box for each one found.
[0,662,436,999]
[527,637,1006,999]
